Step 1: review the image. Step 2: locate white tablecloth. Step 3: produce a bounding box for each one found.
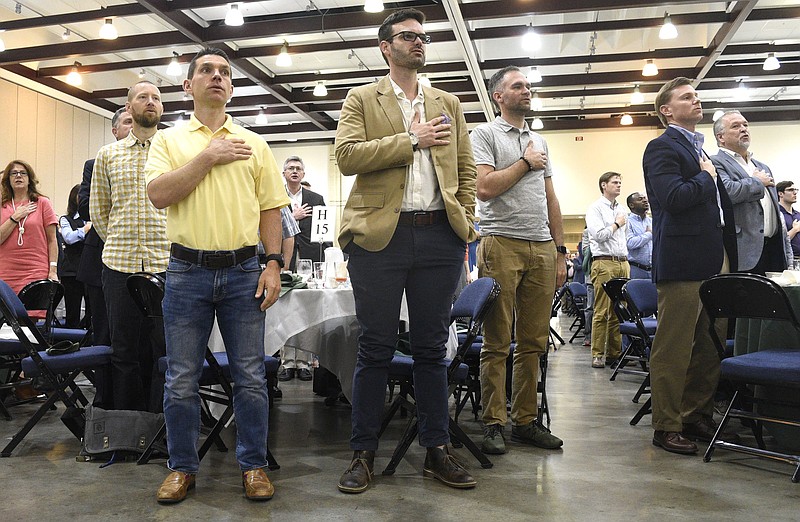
[208,288,457,400]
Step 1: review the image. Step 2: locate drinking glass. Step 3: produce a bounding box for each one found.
[313,262,327,288]
[297,259,312,283]
[334,261,349,288]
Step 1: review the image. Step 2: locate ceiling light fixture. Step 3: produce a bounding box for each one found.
[620,114,633,126]
[364,0,384,13]
[631,85,644,104]
[225,3,245,27]
[418,74,431,88]
[642,59,658,77]
[255,107,268,125]
[521,24,541,52]
[99,18,118,40]
[735,80,749,100]
[65,62,82,86]
[763,52,780,71]
[531,92,543,112]
[166,52,182,77]
[138,68,146,79]
[62,29,71,41]
[712,110,725,122]
[531,117,544,130]
[527,66,542,84]
[276,42,292,67]
[313,81,328,97]
[659,12,678,40]
[0,31,5,53]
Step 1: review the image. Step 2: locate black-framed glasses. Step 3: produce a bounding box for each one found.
[785,188,799,193]
[9,171,29,177]
[388,31,431,44]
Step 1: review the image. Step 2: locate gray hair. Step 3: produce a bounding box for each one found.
[283,156,305,170]
[712,110,743,144]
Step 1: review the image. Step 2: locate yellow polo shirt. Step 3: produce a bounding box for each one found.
[145,114,290,251]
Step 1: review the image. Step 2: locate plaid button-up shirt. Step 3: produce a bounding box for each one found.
[90,131,169,273]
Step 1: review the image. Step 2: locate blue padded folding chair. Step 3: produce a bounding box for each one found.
[126,273,279,469]
[621,278,658,426]
[0,278,112,457]
[18,280,89,345]
[699,273,800,483]
[379,277,501,475]
[566,282,588,343]
[605,277,651,381]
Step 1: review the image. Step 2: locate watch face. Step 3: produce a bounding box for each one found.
[409,132,419,145]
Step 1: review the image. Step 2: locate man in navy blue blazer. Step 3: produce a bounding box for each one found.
[643,77,737,455]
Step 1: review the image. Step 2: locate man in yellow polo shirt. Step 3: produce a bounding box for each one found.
[145,48,290,504]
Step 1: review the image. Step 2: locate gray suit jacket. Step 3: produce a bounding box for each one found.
[713,151,792,271]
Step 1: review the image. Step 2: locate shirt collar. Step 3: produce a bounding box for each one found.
[494,116,531,134]
[123,129,156,148]
[599,196,618,209]
[389,76,424,103]
[186,113,237,134]
[669,124,705,155]
[719,147,753,162]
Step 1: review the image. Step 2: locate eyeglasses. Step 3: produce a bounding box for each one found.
[9,171,28,178]
[285,166,304,172]
[388,31,432,44]
[784,188,799,193]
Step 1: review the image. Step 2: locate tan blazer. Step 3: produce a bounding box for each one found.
[335,76,478,252]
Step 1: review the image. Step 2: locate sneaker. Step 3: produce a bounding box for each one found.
[591,357,604,368]
[511,421,563,449]
[582,338,591,347]
[481,424,506,455]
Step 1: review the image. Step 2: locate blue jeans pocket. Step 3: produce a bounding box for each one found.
[237,256,262,273]
[167,257,193,274]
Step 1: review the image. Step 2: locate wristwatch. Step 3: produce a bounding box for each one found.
[408,131,419,152]
[556,245,567,255]
[264,253,285,268]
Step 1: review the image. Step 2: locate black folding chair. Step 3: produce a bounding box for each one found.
[699,273,800,482]
[621,279,658,426]
[126,273,279,469]
[0,278,112,457]
[565,282,588,343]
[18,280,89,346]
[379,277,500,475]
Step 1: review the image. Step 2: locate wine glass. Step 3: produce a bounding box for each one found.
[297,259,312,283]
[313,262,327,288]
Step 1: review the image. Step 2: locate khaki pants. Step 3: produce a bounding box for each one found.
[650,254,729,432]
[589,259,630,359]
[478,236,556,426]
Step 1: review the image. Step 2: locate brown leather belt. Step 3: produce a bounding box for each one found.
[397,210,448,227]
[593,255,628,262]
[170,243,257,269]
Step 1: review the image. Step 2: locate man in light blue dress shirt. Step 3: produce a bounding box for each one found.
[626,192,653,280]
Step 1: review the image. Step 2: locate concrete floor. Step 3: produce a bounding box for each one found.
[2,315,799,521]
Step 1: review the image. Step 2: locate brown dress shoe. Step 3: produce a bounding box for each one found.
[423,446,476,489]
[242,468,274,501]
[683,417,741,444]
[652,430,698,455]
[156,471,196,504]
[338,450,374,494]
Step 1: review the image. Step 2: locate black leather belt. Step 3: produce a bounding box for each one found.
[629,260,652,271]
[170,243,257,269]
[397,210,448,226]
[593,255,627,262]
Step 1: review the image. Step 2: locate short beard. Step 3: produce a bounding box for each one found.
[133,111,159,128]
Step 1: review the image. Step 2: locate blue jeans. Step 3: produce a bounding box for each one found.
[345,220,465,450]
[162,254,269,473]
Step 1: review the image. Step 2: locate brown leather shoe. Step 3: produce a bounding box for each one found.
[156,471,195,504]
[242,468,274,501]
[423,446,476,489]
[337,450,374,494]
[652,430,698,455]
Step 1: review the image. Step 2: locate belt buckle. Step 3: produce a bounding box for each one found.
[204,252,234,269]
[412,211,429,226]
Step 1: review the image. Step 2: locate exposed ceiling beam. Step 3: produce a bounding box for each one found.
[693,0,758,85]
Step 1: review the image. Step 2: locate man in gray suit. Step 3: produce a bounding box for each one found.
[712,110,791,274]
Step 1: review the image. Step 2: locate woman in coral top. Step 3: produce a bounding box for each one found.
[0,160,59,295]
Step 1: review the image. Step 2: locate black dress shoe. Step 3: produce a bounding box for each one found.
[338,450,374,494]
[270,384,283,399]
[296,368,313,381]
[423,446,476,489]
[683,417,741,444]
[277,368,295,382]
[652,430,698,455]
